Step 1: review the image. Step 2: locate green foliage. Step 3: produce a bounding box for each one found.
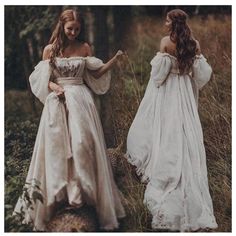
[5,179,44,232]
[5,204,33,232]
[5,119,39,207]
[19,7,60,39]
[5,6,62,89]
[5,90,43,232]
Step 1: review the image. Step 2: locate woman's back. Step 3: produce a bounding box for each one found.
[126,9,217,232]
[160,35,201,58]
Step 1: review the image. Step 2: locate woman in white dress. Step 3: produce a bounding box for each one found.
[14,9,125,231]
[126,9,218,231]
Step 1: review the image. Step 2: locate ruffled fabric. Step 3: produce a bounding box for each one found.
[126,52,217,232]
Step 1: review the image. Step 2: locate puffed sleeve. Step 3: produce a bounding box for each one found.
[29,60,52,104]
[150,52,172,88]
[192,54,212,89]
[83,56,111,95]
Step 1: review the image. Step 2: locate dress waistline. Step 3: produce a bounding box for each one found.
[55,77,84,86]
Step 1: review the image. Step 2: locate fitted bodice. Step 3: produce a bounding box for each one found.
[29,56,111,104]
[52,57,86,80]
[168,54,191,74]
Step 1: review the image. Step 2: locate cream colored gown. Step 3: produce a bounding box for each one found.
[14,56,125,231]
[126,52,218,231]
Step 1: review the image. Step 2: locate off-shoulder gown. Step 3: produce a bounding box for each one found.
[126,52,218,231]
[13,56,125,231]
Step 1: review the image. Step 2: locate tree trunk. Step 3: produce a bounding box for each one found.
[22,40,38,115]
[92,7,116,148]
[93,7,109,61]
[112,6,131,51]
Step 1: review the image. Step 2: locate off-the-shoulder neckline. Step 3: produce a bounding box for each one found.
[157,51,177,60]
[56,56,91,60]
[41,56,93,62]
[40,56,99,64]
[156,52,203,59]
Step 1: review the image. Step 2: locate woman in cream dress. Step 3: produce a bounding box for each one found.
[126,9,218,231]
[14,9,125,231]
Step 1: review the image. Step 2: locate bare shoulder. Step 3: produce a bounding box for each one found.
[160,36,173,53]
[42,44,53,60]
[161,36,170,42]
[194,39,201,55]
[82,42,92,56]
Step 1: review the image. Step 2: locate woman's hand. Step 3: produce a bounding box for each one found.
[54,86,65,99]
[48,81,65,99]
[114,50,125,61]
[89,50,126,79]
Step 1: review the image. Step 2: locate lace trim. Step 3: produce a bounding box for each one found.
[145,197,218,232]
[124,152,150,183]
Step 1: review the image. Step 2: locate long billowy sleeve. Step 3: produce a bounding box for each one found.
[192,54,212,90]
[29,60,52,104]
[83,57,111,95]
[150,52,172,88]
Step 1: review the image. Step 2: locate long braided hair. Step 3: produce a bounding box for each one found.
[48,9,86,69]
[167,9,197,74]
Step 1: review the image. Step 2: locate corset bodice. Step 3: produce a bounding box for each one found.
[52,57,86,79]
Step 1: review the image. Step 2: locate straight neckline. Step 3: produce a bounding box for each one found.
[56,56,89,60]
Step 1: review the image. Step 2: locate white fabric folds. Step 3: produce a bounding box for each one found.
[14,56,125,231]
[192,54,212,89]
[29,60,52,104]
[150,52,172,87]
[126,52,217,231]
[84,57,111,94]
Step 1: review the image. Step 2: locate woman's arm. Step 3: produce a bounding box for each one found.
[160,36,168,53]
[48,81,65,97]
[89,50,124,79]
[195,40,201,55]
[42,45,65,98]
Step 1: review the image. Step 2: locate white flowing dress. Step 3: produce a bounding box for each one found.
[126,52,218,231]
[14,56,125,231]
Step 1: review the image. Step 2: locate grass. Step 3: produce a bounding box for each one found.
[5,14,231,232]
[110,14,231,232]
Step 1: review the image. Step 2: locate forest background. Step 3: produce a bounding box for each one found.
[4,5,231,232]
